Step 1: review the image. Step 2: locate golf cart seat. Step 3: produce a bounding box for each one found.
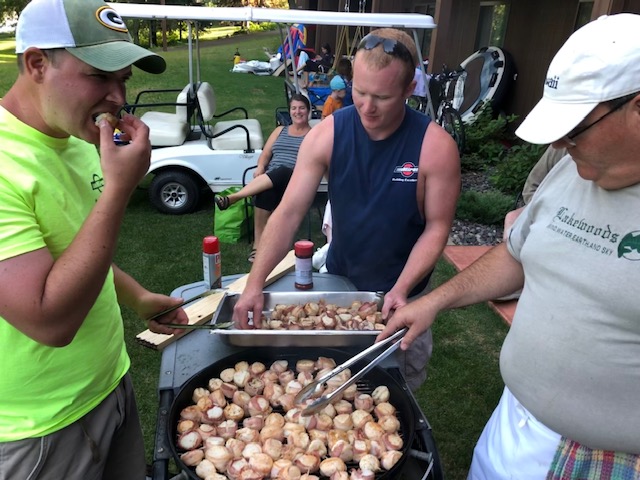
[138,84,194,147]
[196,82,265,151]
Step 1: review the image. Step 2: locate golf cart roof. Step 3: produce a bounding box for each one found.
[108,3,436,29]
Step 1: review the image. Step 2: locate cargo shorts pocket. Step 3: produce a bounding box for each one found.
[0,435,48,480]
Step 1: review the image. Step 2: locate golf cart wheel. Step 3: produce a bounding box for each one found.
[149,171,201,215]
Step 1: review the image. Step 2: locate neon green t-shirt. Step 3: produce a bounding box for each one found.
[0,107,130,441]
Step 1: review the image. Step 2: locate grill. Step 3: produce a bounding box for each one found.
[149,276,444,480]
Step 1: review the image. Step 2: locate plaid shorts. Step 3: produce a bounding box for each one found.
[547,437,640,480]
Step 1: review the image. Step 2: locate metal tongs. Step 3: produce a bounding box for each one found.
[159,321,234,331]
[295,328,407,416]
[145,288,227,322]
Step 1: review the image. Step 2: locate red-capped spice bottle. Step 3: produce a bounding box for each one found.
[203,236,222,289]
[294,240,314,290]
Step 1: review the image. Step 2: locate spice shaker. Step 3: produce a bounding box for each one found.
[294,240,314,290]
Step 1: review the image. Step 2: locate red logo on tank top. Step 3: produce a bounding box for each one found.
[394,162,418,177]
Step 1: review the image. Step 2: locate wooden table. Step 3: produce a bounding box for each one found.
[442,245,517,327]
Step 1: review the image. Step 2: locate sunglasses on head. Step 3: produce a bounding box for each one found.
[357,34,415,66]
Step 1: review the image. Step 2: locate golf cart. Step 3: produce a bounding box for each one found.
[111,3,436,215]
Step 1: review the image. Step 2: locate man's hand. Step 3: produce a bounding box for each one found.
[380,289,409,320]
[377,298,438,351]
[141,293,190,336]
[232,286,265,329]
[98,113,152,196]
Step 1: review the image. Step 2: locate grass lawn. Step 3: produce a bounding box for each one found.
[0,28,509,480]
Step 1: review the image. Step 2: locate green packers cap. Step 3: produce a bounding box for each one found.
[15,0,166,74]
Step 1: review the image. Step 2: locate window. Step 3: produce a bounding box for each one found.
[475,2,509,50]
[575,1,594,30]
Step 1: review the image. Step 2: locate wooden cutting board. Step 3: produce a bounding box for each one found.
[135,250,296,350]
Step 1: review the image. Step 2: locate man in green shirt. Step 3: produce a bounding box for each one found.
[0,0,188,478]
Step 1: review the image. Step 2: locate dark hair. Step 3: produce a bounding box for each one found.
[322,43,332,54]
[290,92,311,111]
[336,57,353,81]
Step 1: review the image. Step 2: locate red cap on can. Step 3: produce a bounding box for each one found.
[203,236,220,254]
[294,240,314,257]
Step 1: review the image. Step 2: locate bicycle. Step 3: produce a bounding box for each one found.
[433,65,466,153]
[412,65,466,153]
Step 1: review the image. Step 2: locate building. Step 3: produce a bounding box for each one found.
[297,0,640,124]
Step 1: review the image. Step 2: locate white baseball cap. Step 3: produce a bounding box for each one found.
[516,14,640,144]
[16,0,166,74]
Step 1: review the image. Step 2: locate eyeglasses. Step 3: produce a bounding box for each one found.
[564,95,635,144]
[357,34,415,67]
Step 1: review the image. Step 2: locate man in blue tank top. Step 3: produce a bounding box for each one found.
[234,27,460,391]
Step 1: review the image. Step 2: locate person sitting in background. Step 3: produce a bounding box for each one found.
[321,76,347,119]
[335,57,354,106]
[214,94,312,262]
[301,43,333,88]
[295,48,309,77]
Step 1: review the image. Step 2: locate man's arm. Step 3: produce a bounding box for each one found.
[382,123,460,316]
[233,118,334,328]
[0,115,152,347]
[379,242,524,349]
[112,265,188,336]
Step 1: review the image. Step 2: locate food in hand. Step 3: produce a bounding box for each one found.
[94,112,118,128]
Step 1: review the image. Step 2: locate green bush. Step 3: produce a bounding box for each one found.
[489,143,548,196]
[461,105,518,171]
[247,21,278,32]
[456,190,515,225]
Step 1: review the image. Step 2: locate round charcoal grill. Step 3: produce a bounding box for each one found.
[168,347,418,480]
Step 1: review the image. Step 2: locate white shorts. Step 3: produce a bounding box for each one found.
[468,386,562,480]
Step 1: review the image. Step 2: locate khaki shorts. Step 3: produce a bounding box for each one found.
[0,373,145,480]
[395,327,433,392]
[394,283,434,392]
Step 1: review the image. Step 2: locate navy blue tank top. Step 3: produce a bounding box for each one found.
[326,105,431,294]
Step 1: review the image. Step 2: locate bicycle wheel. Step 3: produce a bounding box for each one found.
[440,106,466,153]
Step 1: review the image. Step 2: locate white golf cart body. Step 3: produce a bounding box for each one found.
[111,3,436,214]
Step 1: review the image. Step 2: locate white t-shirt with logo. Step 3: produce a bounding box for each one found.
[503,156,640,454]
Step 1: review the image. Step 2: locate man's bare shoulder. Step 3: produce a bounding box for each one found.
[301,116,335,162]
[421,122,460,169]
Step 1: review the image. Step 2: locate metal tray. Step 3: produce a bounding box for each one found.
[210,291,385,347]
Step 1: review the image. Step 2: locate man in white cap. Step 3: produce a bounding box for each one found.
[380,13,640,479]
[0,1,189,478]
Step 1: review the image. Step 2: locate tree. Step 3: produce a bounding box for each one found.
[0,0,28,23]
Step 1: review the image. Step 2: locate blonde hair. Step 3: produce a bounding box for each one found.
[354,28,417,87]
